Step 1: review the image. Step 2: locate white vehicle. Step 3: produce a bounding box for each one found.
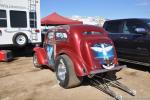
[0,0,41,47]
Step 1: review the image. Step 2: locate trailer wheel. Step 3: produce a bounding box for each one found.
[33,53,42,68]
[55,55,82,88]
[13,33,28,47]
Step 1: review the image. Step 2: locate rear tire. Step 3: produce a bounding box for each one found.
[55,55,82,88]
[13,33,28,47]
[33,53,42,68]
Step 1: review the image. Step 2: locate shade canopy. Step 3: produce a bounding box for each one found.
[41,12,83,25]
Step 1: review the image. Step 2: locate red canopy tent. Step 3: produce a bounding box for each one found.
[41,12,83,25]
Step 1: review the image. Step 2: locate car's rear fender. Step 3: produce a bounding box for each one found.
[57,50,88,76]
[33,47,48,65]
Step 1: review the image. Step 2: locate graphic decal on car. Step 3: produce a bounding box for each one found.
[91,43,115,69]
[47,44,54,65]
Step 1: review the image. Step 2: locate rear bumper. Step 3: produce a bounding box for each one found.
[90,65,127,75]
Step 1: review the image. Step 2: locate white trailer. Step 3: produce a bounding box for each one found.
[0,0,41,47]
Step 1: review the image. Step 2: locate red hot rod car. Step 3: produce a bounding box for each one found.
[33,25,126,88]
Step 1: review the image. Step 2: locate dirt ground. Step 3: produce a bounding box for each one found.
[0,57,150,100]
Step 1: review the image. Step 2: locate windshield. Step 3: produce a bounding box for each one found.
[143,19,150,27]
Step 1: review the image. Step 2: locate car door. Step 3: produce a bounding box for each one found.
[45,31,55,67]
[120,19,150,63]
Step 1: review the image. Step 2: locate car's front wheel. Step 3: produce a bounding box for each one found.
[55,55,82,88]
[33,53,42,68]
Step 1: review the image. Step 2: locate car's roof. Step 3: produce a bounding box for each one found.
[105,18,150,22]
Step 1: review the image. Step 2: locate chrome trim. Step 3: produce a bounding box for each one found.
[57,59,67,81]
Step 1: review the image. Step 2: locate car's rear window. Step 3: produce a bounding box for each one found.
[82,31,103,35]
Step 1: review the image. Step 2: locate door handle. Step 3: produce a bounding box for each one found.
[120,37,128,39]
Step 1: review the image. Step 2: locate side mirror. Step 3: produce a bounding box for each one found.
[135,28,147,34]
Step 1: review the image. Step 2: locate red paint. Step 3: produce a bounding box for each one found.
[33,47,48,65]
[35,29,40,33]
[0,50,5,61]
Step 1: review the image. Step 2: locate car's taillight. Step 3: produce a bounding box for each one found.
[35,29,40,33]
[114,57,118,65]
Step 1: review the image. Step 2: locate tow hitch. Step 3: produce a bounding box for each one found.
[89,74,136,100]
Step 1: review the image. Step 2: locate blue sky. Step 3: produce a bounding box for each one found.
[41,0,150,19]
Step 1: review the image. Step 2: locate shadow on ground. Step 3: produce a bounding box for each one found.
[0,45,35,58]
[11,46,34,57]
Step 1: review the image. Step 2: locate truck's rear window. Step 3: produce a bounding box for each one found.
[83,31,102,35]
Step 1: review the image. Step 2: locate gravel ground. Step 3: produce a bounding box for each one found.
[0,57,150,100]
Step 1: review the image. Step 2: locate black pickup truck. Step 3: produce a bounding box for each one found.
[103,18,150,66]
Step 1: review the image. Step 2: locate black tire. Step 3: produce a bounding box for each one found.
[13,33,28,47]
[33,53,42,68]
[55,55,82,88]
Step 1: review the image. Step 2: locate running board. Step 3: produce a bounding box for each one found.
[118,58,150,66]
[89,75,136,100]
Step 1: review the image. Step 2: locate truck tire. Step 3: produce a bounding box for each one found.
[33,53,42,68]
[13,33,28,47]
[55,55,82,88]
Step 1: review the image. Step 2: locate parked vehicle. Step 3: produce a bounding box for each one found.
[33,24,126,88]
[33,25,137,100]
[0,0,41,47]
[103,18,150,66]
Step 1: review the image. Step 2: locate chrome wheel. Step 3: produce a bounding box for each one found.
[33,53,41,68]
[57,59,67,81]
[56,55,82,88]
[33,54,38,66]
